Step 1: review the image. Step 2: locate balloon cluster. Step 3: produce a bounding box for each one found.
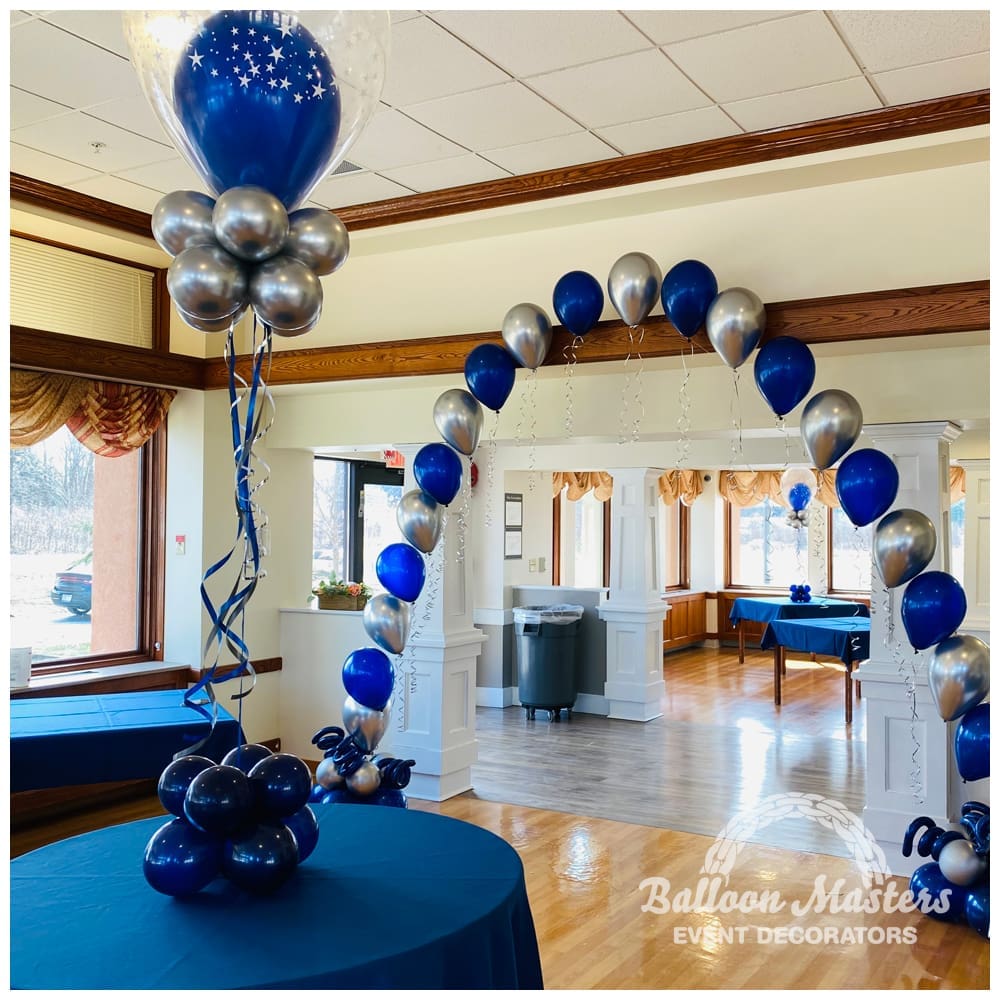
[779,467,816,529]
[789,584,812,604]
[902,802,990,937]
[144,745,317,897]
[154,186,348,336]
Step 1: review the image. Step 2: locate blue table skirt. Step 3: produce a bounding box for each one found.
[10,804,544,990]
[761,617,872,666]
[729,596,869,627]
[10,690,243,792]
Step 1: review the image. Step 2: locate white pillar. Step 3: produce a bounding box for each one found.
[390,444,485,801]
[856,421,962,875]
[600,468,667,721]
[956,459,990,643]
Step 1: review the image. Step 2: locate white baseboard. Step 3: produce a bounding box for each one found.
[572,692,609,716]
[476,686,519,708]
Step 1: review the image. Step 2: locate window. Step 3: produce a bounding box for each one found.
[829,506,872,593]
[9,423,162,671]
[725,498,804,589]
[950,496,966,584]
[660,499,689,591]
[555,488,608,588]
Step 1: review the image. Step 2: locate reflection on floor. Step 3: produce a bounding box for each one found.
[470,645,869,858]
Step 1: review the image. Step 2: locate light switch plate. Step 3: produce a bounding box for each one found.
[529,558,538,573]
[538,556,546,572]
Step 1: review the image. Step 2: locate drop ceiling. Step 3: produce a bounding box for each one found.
[8,9,990,217]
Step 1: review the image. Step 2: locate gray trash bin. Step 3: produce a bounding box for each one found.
[514,604,584,721]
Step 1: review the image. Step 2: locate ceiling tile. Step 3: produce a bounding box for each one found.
[10,141,101,185]
[381,16,509,107]
[873,51,991,106]
[381,154,510,192]
[832,10,989,73]
[390,11,422,23]
[624,10,800,46]
[41,10,129,57]
[432,10,651,77]
[309,172,415,210]
[596,106,741,156]
[665,11,860,103]
[115,156,206,195]
[70,174,163,213]
[10,86,73,129]
[82,94,172,145]
[10,11,35,27]
[405,81,580,150]
[12,110,174,173]
[529,49,711,129]
[724,76,881,133]
[11,19,139,108]
[484,131,619,175]
[347,109,467,170]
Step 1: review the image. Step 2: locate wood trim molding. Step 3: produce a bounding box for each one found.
[203,279,988,389]
[11,92,988,238]
[551,493,561,586]
[187,656,283,682]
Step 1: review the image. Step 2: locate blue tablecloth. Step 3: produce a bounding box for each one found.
[10,690,243,792]
[729,596,869,627]
[761,617,872,666]
[10,804,544,990]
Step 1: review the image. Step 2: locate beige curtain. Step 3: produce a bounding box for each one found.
[552,471,613,502]
[718,470,785,507]
[11,370,175,456]
[657,469,703,506]
[815,469,840,509]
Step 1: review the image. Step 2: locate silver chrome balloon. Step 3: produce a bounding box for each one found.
[212,185,289,263]
[167,244,249,321]
[501,302,552,370]
[396,489,444,553]
[927,634,990,721]
[607,252,661,327]
[363,593,411,655]
[799,388,864,470]
[342,695,390,754]
[346,758,381,796]
[705,287,765,369]
[315,756,345,790]
[250,255,323,332]
[284,208,350,276]
[151,189,216,257]
[938,837,988,886]
[873,508,936,589]
[175,302,247,333]
[433,388,483,456]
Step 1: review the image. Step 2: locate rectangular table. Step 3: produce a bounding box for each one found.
[10,689,244,792]
[728,596,869,664]
[760,617,872,724]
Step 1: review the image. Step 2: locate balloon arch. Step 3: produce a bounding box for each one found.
[121,7,987,928]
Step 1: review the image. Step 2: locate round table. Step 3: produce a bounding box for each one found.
[10,804,543,989]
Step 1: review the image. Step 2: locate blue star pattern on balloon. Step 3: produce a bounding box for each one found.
[173,10,341,209]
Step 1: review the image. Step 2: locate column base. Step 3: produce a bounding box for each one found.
[607,697,662,722]
[406,767,474,802]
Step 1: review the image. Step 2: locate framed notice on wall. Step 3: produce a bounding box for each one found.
[504,492,523,528]
[504,529,522,559]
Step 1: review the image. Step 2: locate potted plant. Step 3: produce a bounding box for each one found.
[313,577,372,611]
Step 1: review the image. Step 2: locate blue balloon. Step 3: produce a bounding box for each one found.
[835,448,900,527]
[221,743,273,775]
[376,542,426,603]
[248,753,313,818]
[157,755,215,817]
[955,704,989,781]
[661,259,718,338]
[284,805,320,862]
[753,337,816,418]
[901,571,967,651]
[553,270,604,337]
[342,646,395,710]
[183,764,254,836]
[909,862,969,923]
[413,443,462,506]
[965,884,990,938]
[222,821,299,894]
[320,787,407,808]
[173,10,341,209]
[787,483,812,512]
[308,783,326,804]
[464,343,516,412]
[143,817,222,897]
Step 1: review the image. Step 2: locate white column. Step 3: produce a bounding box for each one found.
[856,421,962,875]
[390,444,485,801]
[956,459,990,643]
[599,468,667,721]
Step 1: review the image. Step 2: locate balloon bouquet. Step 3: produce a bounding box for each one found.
[122,9,391,895]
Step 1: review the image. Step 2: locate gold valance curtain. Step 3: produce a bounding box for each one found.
[10,370,175,457]
[657,469,703,506]
[552,471,614,502]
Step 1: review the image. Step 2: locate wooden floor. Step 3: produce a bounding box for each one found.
[472,645,867,857]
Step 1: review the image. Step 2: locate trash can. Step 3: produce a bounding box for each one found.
[514,605,584,721]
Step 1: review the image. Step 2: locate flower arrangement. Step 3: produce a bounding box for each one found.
[313,577,372,610]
